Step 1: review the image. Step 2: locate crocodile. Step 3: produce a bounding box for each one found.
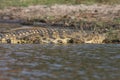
[0,26,106,44]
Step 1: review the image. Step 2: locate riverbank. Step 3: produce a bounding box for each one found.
[0,4,120,44]
[0,4,120,28]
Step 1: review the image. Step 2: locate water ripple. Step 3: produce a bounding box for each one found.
[0,44,119,80]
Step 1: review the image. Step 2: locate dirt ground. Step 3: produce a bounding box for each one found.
[0,4,120,22]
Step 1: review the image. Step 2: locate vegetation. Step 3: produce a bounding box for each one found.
[0,0,120,8]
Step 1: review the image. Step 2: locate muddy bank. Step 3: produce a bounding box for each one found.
[0,4,120,44]
[0,4,120,23]
[0,4,120,29]
[0,4,120,25]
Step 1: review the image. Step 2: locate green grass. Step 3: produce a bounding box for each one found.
[0,0,120,8]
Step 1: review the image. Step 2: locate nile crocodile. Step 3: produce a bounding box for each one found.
[0,26,105,44]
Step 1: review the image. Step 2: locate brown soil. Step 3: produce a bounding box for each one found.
[0,4,119,30]
[0,4,120,23]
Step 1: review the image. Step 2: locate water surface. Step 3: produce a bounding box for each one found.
[0,44,120,80]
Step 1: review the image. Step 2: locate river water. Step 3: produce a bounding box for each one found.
[0,44,119,80]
